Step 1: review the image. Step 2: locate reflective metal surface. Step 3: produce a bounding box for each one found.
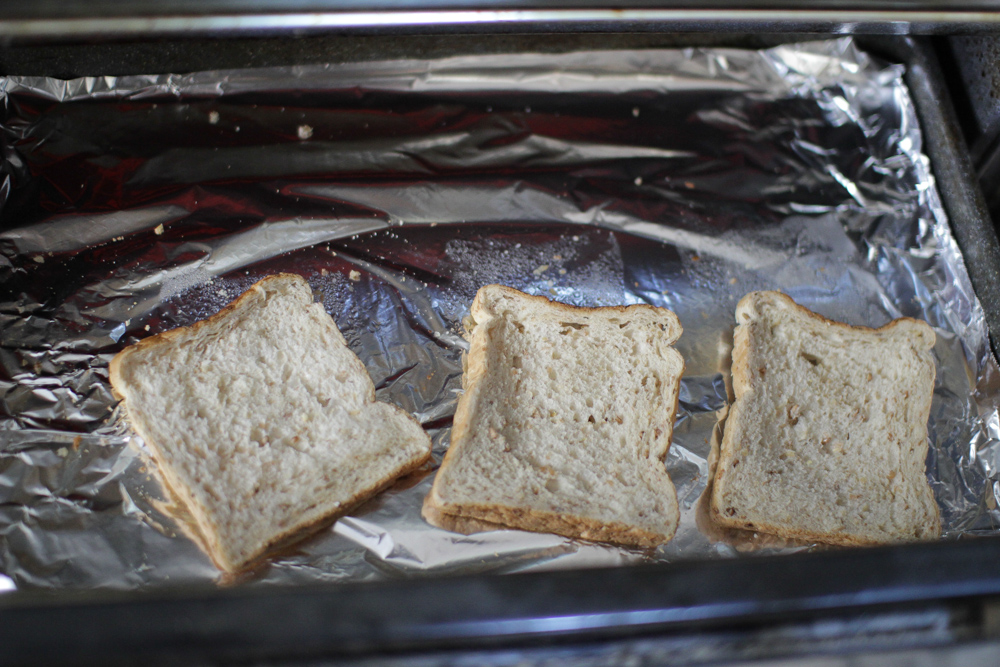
[5,9,1000,40]
[0,39,996,591]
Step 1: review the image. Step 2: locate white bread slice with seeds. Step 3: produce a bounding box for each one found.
[423,284,684,547]
[110,273,431,572]
[710,290,941,545]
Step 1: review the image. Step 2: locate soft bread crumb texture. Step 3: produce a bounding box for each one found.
[110,273,431,572]
[711,290,941,545]
[424,284,684,547]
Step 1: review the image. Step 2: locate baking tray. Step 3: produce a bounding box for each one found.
[1,34,1000,665]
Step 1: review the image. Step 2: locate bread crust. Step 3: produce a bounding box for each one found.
[710,290,941,546]
[424,496,672,547]
[110,273,431,572]
[465,285,683,345]
[424,284,683,548]
[421,502,510,535]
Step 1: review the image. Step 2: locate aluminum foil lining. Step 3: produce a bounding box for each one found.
[0,38,998,591]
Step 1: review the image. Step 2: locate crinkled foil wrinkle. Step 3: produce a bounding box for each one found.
[0,38,997,590]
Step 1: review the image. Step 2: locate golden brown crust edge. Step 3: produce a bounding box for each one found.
[425,495,673,547]
[709,290,941,546]
[424,288,494,508]
[710,298,754,522]
[477,284,683,344]
[421,501,510,535]
[424,284,682,547]
[109,272,430,572]
[737,290,936,345]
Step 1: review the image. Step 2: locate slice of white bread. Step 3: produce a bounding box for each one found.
[710,291,941,545]
[423,284,684,547]
[110,273,432,572]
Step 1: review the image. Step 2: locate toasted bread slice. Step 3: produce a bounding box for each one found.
[423,285,684,547]
[710,291,941,545]
[110,273,432,572]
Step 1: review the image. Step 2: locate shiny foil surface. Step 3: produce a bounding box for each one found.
[0,38,997,591]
